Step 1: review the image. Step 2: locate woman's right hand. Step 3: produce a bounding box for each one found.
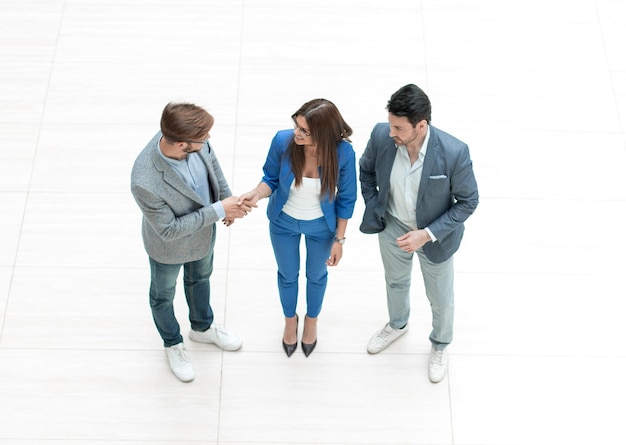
[238,183,271,207]
[237,189,260,207]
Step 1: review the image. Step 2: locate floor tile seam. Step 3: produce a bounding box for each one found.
[595,1,626,141]
[1,349,622,359]
[218,0,245,334]
[456,270,626,276]
[448,352,626,359]
[207,3,244,428]
[0,189,31,195]
[0,4,67,343]
[17,190,134,195]
[8,265,230,271]
[0,346,225,354]
[223,350,434,357]
[477,196,626,202]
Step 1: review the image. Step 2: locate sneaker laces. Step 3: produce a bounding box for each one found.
[170,345,190,365]
[211,325,228,341]
[431,350,445,366]
[376,326,396,344]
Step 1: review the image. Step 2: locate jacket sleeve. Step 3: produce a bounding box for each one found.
[358,124,388,234]
[131,184,219,241]
[359,125,381,204]
[335,142,357,219]
[261,131,285,192]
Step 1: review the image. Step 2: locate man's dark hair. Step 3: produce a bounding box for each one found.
[386,84,432,126]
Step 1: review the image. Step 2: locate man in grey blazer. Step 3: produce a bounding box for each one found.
[359,84,479,383]
[131,102,251,382]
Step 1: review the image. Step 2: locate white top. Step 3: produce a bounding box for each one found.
[282,177,324,220]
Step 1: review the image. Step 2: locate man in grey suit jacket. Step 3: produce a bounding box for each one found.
[359,84,479,383]
[131,102,251,382]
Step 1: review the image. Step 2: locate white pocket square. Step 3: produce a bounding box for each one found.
[429,174,447,179]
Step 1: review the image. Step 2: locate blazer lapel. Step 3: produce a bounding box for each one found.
[150,146,205,204]
[380,137,398,180]
[417,128,439,207]
[198,146,219,203]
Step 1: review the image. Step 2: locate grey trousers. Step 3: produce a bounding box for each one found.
[378,213,455,350]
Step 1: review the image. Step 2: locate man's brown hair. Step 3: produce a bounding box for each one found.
[160,102,214,143]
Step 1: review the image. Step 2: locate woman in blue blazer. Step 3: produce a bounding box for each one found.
[240,99,357,357]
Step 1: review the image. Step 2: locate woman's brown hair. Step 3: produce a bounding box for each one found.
[288,99,352,201]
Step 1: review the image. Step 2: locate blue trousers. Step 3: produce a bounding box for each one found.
[378,213,455,350]
[269,212,334,318]
[148,230,216,347]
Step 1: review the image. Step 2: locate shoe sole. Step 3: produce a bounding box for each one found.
[428,372,447,384]
[173,372,195,383]
[188,331,242,351]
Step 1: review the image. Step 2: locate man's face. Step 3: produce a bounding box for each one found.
[181,132,210,155]
[388,113,421,147]
[182,142,203,154]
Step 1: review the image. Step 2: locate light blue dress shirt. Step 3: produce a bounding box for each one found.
[388,126,436,241]
[158,144,225,218]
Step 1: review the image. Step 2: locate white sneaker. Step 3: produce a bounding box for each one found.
[428,348,449,383]
[367,323,409,354]
[189,325,242,351]
[165,343,195,382]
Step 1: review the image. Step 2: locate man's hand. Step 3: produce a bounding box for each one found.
[222,196,252,220]
[396,229,431,253]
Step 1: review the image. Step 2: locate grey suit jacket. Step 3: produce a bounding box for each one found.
[130,132,231,264]
[359,123,479,263]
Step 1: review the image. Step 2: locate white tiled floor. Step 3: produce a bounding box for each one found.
[1,0,625,444]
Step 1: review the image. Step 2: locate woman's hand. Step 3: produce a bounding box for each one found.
[326,242,343,266]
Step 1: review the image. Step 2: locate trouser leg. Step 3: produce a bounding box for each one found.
[149,258,183,347]
[417,250,454,350]
[303,217,334,317]
[378,214,414,329]
[183,241,215,332]
[270,213,302,317]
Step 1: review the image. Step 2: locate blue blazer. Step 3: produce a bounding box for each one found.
[359,123,479,263]
[261,129,357,233]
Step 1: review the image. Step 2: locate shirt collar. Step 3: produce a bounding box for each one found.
[396,124,430,159]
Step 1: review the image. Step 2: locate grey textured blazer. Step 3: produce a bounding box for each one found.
[131,132,231,264]
[359,123,479,263]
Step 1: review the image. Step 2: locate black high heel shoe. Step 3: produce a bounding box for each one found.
[301,339,317,357]
[282,314,298,357]
[301,315,317,357]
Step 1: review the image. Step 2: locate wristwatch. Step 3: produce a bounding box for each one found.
[334,235,346,245]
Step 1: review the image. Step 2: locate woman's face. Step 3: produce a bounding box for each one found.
[293,115,313,145]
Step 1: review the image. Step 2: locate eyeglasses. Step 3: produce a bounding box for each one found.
[185,138,208,145]
[293,123,311,138]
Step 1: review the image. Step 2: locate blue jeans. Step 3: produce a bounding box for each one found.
[269,212,334,318]
[378,213,455,350]
[148,233,215,347]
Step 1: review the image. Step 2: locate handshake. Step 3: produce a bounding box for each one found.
[220,188,264,227]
